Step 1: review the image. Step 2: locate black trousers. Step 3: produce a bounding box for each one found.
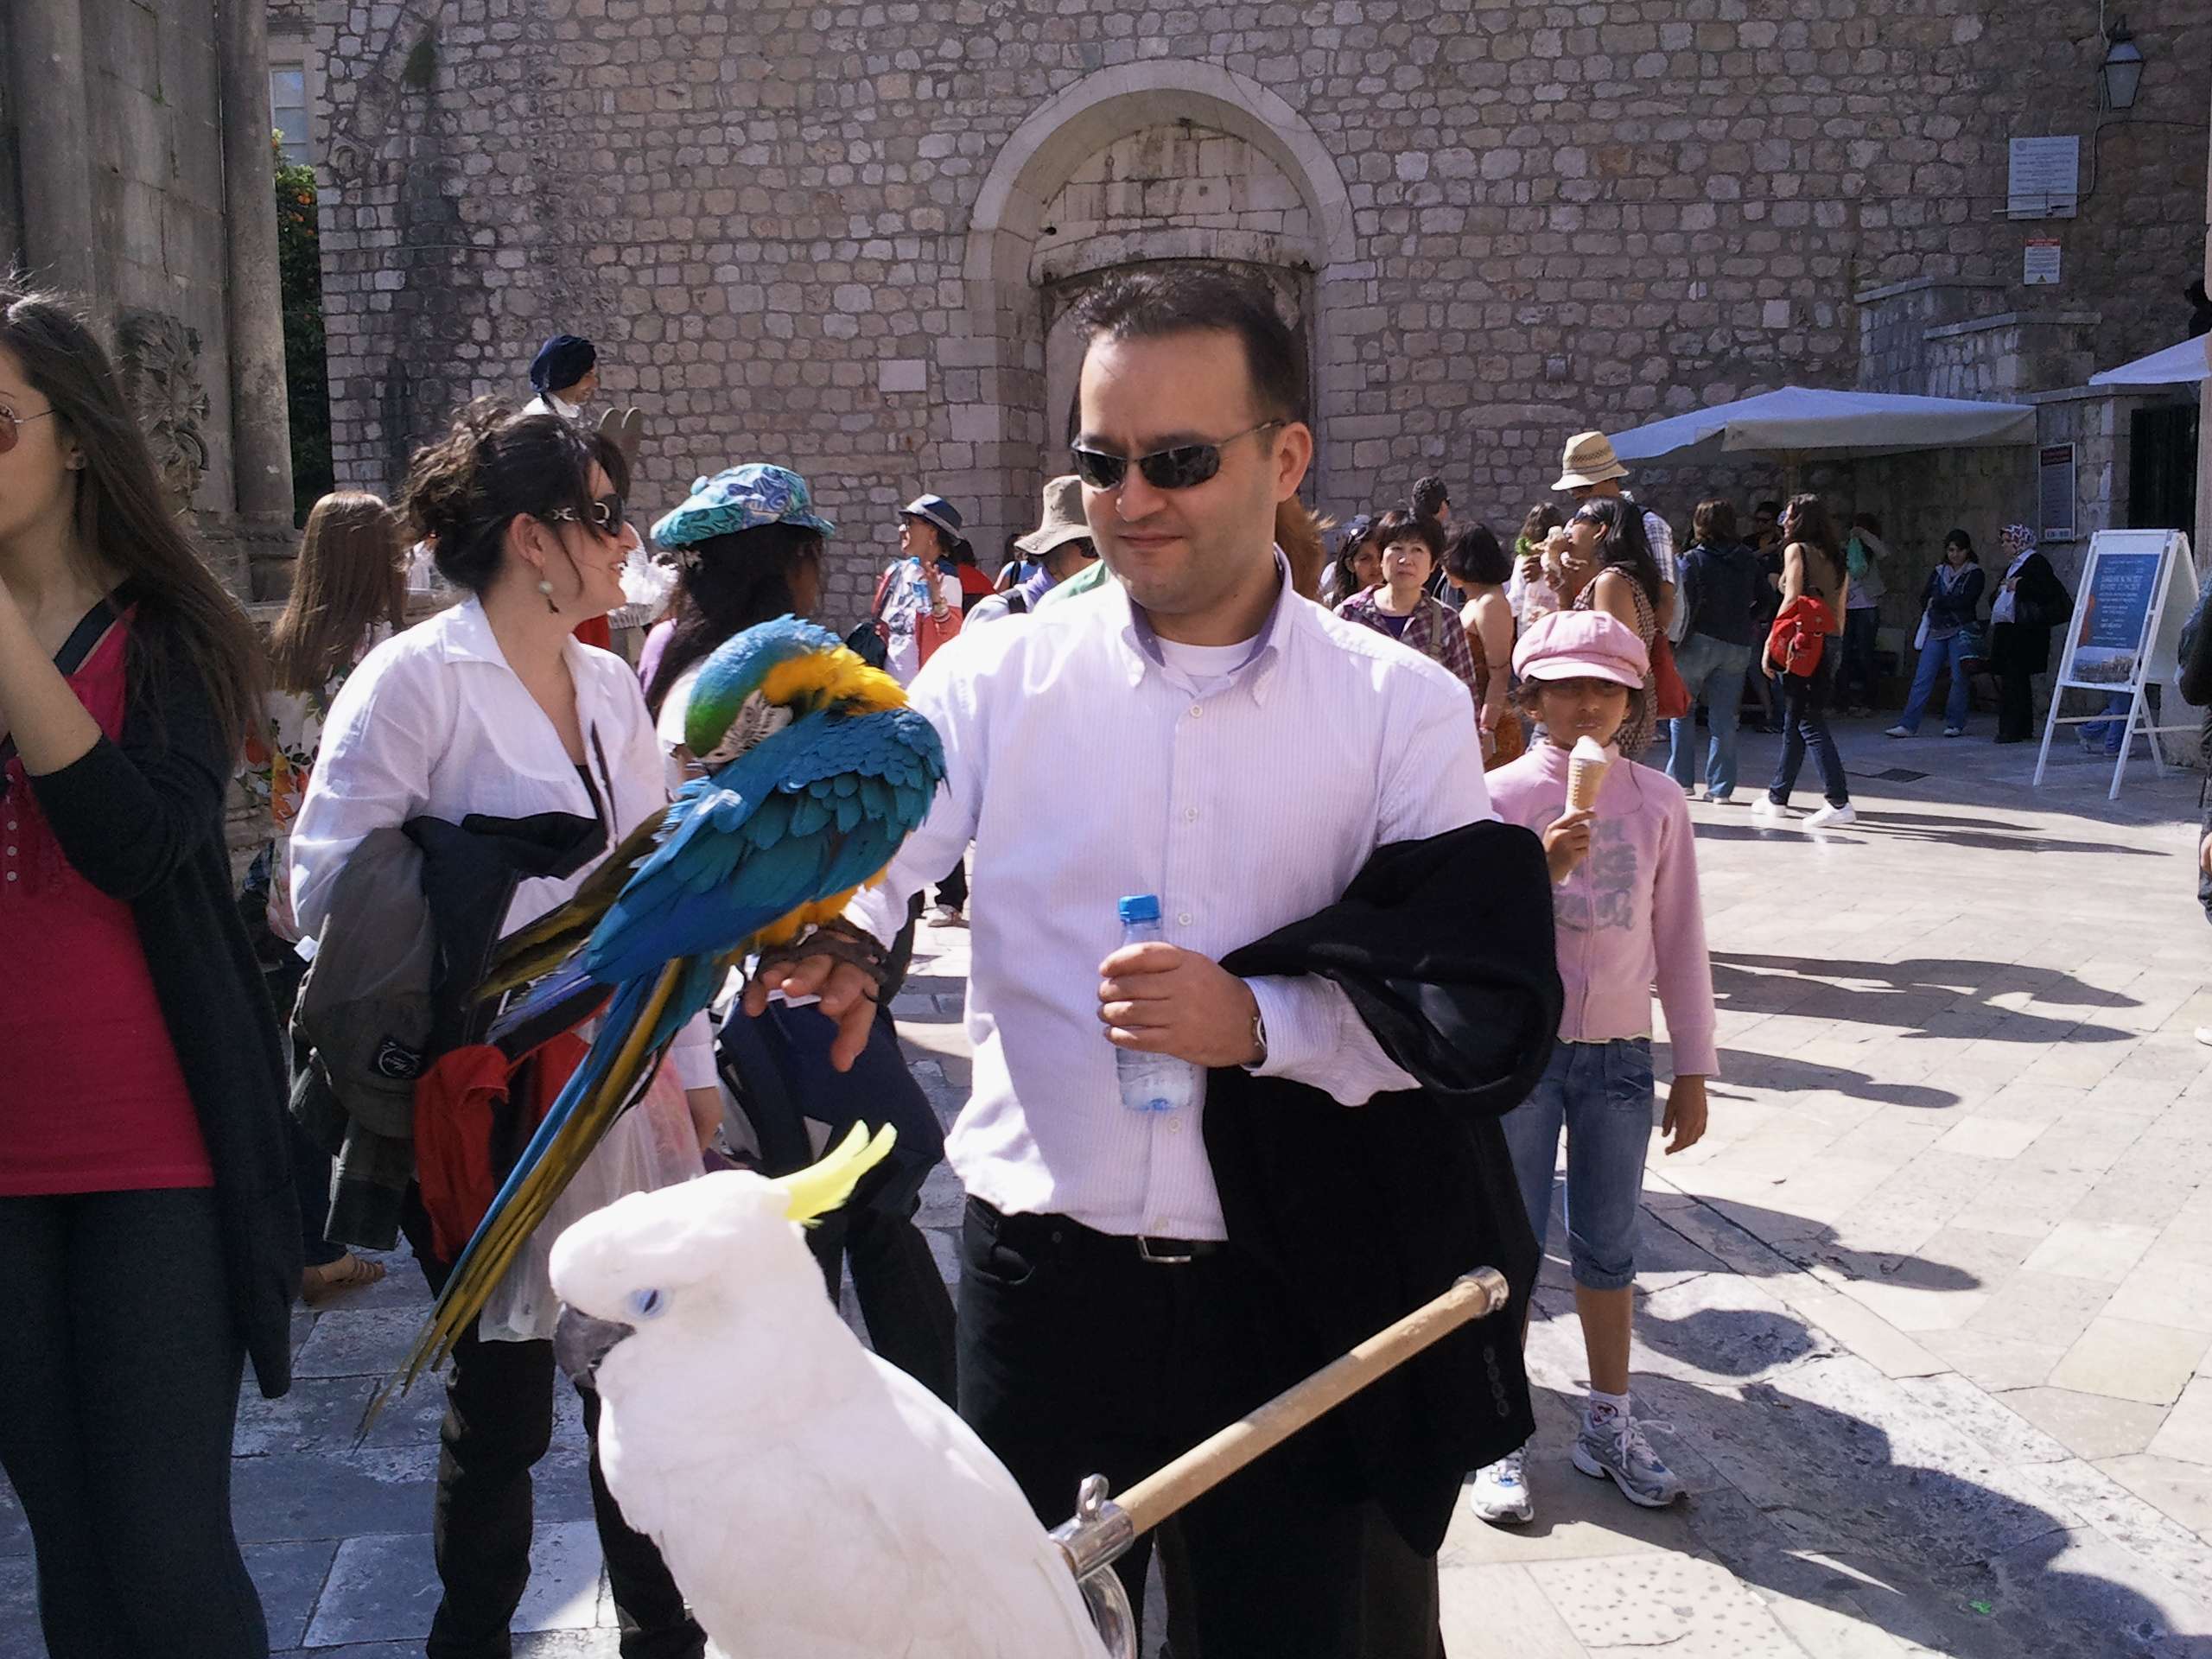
[957,1200,1378,1658]
[934,855,969,912]
[403,1198,703,1659]
[1839,607,1881,708]
[0,1189,267,1659]
[1997,661,2037,740]
[806,1200,958,1405]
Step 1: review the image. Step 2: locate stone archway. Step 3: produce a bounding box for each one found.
[944,60,1359,553]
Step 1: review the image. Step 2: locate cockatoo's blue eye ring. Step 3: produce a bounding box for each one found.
[630,1288,664,1319]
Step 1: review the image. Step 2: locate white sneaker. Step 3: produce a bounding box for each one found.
[1705,789,1734,804]
[1573,1411,1685,1509]
[1804,802,1856,829]
[1943,726,1963,738]
[1750,796,1795,823]
[1468,1447,1534,1525]
[1883,724,1913,738]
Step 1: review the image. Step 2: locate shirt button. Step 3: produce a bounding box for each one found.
[1184,807,1200,823]
[1189,704,1203,719]
[3,872,15,882]
[1178,911,1193,926]
[1166,1118,1183,1135]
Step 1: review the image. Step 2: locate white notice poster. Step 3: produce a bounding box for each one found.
[2008,136,2081,219]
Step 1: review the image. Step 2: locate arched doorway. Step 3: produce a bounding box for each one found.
[948,61,1358,555]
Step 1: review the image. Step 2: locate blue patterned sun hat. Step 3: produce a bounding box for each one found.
[652,464,836,549]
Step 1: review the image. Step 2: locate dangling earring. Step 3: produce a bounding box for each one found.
[537,576,558,614]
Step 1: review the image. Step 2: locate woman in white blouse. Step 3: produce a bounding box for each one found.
[288,403,714,1658]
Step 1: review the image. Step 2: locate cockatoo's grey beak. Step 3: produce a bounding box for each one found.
[554,1306,635,1387]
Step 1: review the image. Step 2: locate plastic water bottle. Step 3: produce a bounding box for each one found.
[907,556,932,609]
[1113,894,1201,1114]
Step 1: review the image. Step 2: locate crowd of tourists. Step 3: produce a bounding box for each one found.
[0,255,2088,1659]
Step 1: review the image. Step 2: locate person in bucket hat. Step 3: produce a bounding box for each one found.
[873,495,967,688]
[966,475,1098,626]
[1552,430,1677,636]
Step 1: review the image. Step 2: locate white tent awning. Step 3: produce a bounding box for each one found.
[1606,385,2037,467]
[2088,335,2212,387]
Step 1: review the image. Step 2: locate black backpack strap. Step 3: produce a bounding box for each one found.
[1007,588,1027,615]
[0,579,141,777]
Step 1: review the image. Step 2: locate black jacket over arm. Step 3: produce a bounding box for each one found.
[28,622,301,1397]
[1206,819,1561,1555]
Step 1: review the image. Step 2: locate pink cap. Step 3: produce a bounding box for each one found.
[1512,609,1649,688]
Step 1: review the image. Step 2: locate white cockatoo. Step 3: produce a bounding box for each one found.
[549,1127,1110,1659]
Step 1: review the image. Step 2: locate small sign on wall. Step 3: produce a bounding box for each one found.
[2039,442,2077,543]
[2008,135,2080,219]
[2024,238,2062,286]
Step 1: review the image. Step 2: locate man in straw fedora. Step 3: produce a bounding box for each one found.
[1552,430,1678,636]
[967,474,1099,626]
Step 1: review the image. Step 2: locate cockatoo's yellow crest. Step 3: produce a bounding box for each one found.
[780,1122,899,1227]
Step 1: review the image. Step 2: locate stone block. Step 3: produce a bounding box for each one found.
[877,359,929,394]
[2049,1318,2211,1407]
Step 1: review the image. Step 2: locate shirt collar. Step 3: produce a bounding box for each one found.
[1116,547,1296,704]
[437,595,599,687]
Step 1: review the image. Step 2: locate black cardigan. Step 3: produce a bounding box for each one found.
[1207,819,1561,1555]
[27,620,301,1397]
[1988,551,2071,676]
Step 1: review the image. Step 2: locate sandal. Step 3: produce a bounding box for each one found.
[302,1251,388,1308]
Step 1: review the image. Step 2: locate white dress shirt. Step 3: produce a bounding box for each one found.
[289,597,715,1090]
[848,560,1493,1240]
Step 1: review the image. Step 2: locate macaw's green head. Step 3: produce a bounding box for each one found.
[683,615,908,772]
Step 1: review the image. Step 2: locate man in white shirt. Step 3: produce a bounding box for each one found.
[752,270,1488,1653]
[1554,430,1678,636]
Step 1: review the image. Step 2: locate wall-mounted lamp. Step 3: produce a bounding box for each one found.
[2100,16,2145,111]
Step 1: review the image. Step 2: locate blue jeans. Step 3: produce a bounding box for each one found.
[1897,630,1973,734]
[1498,1039,1655,1292]
[1664,633,1754,798]
[1770,654,1850,806]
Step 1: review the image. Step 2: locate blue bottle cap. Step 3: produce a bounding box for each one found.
[1116,893,1161,924]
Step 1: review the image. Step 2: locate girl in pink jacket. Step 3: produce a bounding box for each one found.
[1469,609,1718,1527]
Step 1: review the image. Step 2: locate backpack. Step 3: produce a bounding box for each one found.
[1766,595,1831,678]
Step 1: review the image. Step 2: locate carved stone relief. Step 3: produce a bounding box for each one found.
[115,308,212,507]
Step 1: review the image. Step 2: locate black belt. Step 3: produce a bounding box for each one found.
[968,1197,1226,1266]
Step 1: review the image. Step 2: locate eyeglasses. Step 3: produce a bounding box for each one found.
[545,493,626,538]
[1069,421,1283,493]
[0,405,59,455]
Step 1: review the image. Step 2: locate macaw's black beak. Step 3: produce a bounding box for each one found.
[554,1305,635,1388]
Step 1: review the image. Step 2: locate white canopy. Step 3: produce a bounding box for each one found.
[1606,385,2037,466]
[2088,334,2212,387]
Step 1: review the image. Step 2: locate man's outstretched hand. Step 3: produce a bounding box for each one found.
[743,955,880,1071]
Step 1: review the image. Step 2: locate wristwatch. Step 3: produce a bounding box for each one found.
[1245,1004,1269,1070]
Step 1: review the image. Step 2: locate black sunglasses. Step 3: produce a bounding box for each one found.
[1069,420,1283,493]
[546,493,626,538]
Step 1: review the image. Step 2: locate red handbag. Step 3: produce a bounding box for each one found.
[1766,596,1830,678]
[1652,633,1690,719]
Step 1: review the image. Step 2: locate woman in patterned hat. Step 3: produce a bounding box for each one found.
[641,463,835,780]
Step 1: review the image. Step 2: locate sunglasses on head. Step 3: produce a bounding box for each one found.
[0,404,60,456]
[1069,420,1283,493]
[546,493,626,538]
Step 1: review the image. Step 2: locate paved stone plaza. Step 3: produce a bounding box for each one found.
[4,717,2210,1657]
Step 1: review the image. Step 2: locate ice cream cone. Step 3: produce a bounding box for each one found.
[1566,735,1611,812]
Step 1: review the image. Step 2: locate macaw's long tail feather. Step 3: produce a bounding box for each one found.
[475,808,671,1004]
[484,960,613,1061]
[365,959,687,1428]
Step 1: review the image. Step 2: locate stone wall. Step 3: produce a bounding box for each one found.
[302,0,2211,626]
[3,0,296,599]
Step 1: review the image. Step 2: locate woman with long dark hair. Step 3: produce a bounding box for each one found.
[245,490,409,1306]
[0,286,296,1656]
[289,403,715,1659]
[1563,495,1664,755]
[1753,493,1853,827]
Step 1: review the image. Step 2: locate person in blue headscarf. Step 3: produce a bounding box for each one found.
[524,334,597,420]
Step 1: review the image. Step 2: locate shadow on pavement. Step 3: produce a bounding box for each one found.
[1711,951,2137,1042]
[1712,1045,1961,1108]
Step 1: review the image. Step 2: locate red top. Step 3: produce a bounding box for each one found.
[0,613,213,1195]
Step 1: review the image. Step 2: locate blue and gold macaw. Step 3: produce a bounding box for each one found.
[385,617,944,1396]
